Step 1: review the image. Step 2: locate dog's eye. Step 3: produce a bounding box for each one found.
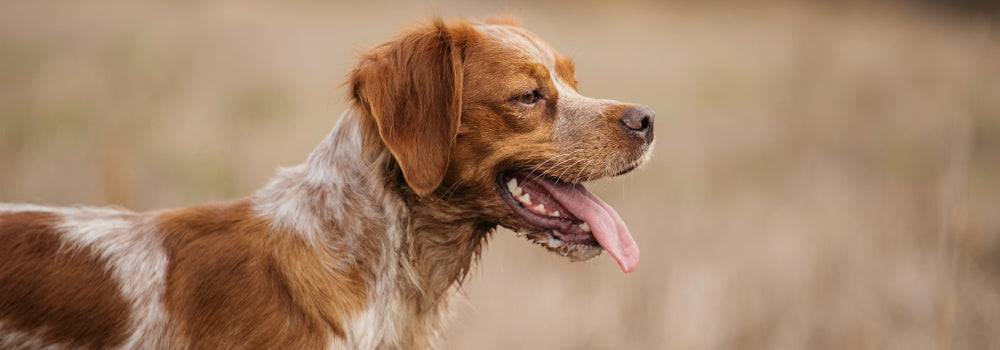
[515,91,539,105]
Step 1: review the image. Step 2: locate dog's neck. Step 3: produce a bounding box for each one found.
[253,106,489,346]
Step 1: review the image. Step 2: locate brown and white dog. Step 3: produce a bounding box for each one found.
[0,17,653,349]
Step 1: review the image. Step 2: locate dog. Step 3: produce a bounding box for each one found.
[0,17,654,349]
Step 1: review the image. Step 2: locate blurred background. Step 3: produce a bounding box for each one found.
[1,0,998,348]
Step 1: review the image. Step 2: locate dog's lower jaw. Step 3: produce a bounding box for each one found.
[515,228,604,262]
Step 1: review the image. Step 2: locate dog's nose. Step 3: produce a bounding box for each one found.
[619,105,655,143]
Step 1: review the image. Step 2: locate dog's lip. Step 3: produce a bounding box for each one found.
[494,171,599,246]
[614,162,640,177]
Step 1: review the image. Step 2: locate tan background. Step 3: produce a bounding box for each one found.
[1,1,999,348]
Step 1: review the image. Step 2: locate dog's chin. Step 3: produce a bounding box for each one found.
[510,227,604,262]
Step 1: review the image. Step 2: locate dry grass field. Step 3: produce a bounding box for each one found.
[1,1,998,349]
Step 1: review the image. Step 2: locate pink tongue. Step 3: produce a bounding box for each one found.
[536,180,640,273]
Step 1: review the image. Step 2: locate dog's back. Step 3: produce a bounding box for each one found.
[0,205,153,349]
[0,201,369,349]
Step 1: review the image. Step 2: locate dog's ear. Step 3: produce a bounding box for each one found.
[351,20,466,197]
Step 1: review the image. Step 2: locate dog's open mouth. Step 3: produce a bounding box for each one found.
[495,171,640,273]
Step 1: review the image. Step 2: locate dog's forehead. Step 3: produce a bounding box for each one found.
[472,23,580,92]
[474,24,558,69]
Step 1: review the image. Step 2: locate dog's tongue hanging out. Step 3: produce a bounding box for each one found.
[535,179,640,273]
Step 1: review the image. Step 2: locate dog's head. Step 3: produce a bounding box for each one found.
[351,18,653,273]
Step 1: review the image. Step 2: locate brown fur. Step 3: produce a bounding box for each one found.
[352,21,473,197]
[0,212,131,349]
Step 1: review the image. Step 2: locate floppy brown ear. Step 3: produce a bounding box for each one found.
[351,20,465,197]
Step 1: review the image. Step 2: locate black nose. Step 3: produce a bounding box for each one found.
[619,105,655,143]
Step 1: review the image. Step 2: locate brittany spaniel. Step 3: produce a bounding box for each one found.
[0,17,654,349]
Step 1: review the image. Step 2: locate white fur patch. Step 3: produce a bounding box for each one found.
[52,207,172,349]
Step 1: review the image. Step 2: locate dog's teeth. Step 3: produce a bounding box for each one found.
[579,222,591,232]
[533,204,545,213]
[518,193,531,205]
[506,178,524,196]
[549,211,560,217]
